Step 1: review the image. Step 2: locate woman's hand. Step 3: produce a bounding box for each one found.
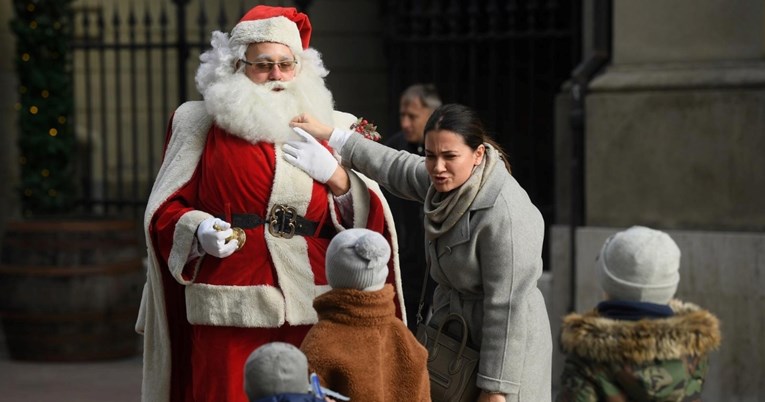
[290,113,334,141]
[478,390,506,402]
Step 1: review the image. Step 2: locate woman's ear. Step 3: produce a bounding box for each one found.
[474,144,485,166]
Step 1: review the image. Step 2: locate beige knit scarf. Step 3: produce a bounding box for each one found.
[424,144,498,240]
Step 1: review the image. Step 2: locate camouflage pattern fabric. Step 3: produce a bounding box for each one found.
[557,353,709,401]
[556,299,721,402]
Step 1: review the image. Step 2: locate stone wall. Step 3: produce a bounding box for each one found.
[586,68,765,230]
[550,0,765,400]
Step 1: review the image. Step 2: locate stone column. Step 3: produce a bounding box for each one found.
[576,1,765,399]
[587,0,765,229]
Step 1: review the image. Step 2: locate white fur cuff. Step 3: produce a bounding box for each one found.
[168,210,212,285]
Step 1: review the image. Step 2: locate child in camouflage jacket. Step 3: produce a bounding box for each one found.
[557,226,721,401]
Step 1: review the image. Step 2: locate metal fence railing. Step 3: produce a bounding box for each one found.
[383,0,582,263]
[70,0,277,218]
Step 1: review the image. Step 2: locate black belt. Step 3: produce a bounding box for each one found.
[216,205,335,240]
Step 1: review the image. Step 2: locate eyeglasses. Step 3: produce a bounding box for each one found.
[240,59,298,73]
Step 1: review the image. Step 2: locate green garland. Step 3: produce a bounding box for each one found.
[10,0,76,216]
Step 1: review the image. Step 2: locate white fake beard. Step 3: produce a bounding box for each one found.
[201,70,335,144]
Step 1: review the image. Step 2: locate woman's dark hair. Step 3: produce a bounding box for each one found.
[423,103,511,172]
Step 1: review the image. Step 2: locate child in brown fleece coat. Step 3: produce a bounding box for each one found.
[300,228,430,402]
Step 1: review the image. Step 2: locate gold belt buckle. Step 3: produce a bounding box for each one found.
[268,204,297,239]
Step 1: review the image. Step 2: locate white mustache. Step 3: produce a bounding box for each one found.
[262,80,293,92]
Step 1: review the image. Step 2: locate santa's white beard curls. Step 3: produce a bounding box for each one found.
[201,68,335,144]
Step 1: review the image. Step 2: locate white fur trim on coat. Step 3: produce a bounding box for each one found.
[186,284,284,327]
[263,146,319,325]
[185,283,334,327]
[352,171,406,324]
[137,101,212,402]
[168,210,211,285]
[328,110,406,324]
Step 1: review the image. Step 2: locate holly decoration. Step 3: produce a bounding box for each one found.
[350,117,381,142]
[10,0,76,215]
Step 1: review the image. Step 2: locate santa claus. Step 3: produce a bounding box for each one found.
[135,6,403,402]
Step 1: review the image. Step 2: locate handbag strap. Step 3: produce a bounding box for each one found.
[415,257,432,325]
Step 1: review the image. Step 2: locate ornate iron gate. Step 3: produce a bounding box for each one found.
[383,0,582,259]
[70,0,311,218]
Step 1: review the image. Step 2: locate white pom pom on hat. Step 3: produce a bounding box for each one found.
[597,226,681,304]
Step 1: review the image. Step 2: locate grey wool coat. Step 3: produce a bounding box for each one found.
[339,134,552,401]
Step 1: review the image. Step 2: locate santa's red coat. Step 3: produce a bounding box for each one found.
[136,101,403,402]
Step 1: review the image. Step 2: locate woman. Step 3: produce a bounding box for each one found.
[284,104,552,402]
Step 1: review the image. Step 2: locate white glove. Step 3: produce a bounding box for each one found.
[196,217,239,258]
[283,127,339,183]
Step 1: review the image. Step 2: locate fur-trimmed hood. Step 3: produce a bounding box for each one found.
[559,299,721,364]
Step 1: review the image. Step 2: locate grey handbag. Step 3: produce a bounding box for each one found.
[416,313,481,402]
[414,263,480,402]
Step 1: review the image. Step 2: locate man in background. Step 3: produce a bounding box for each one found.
[383,83,441,331]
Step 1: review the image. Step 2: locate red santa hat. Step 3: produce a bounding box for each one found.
[229,5,312,55]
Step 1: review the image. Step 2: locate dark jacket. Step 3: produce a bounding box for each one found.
[557,299,722,401]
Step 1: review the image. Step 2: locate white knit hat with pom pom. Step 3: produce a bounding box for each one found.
[326,228,390,291]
